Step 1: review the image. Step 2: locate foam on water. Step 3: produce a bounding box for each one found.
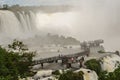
[101,54,120,72]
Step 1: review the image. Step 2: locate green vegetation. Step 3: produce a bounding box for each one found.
[115,51,120,55]
[52,70,84,80]
[98,50,105,53]
[52,54,120,80]
[1,39,119,80]
[0,4,9,10]
[58,70,84,80]
[85,59,101,75]
[85,59,120,80]
[0,40,35,80]
[99,67,120,80]
[52,70,61,75]
[8,39,28,53]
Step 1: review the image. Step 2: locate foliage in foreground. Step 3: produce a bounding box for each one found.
[99,66,120,80]
[85,59,101,75]
[85,58,120,80]
[0,40,35,80]
[53,55,120,80]
[58,70,84,80]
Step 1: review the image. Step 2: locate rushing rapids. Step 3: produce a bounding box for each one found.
[101,54,120,72]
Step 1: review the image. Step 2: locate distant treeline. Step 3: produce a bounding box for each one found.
[24,33,80,46]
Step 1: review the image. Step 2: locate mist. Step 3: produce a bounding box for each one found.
[0,0,120,51]
[67,0,120,51]
[29,0,120,51]
[33,0,120,51]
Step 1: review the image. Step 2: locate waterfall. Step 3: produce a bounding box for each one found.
[0,10,77,40]
[0,10,22,37]
[0,10,38,39]
[17,11,37,33]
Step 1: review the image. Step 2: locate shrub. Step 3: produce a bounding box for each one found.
[85,59,101,75]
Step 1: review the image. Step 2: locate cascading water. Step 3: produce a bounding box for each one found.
[0,10,77,40]
[1,9,119,80]
[0,10,38,46]
[0,10,38,40]
[0,10,22,37]
[101,54,120,72]
[17,11,37,33]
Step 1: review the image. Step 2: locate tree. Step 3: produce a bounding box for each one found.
[3,4,8,9]
[0,40,35,80]
[8,39,28,53]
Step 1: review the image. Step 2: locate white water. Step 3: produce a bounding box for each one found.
[0,11,22,38]
[0,10,35,44]
[18,11,37,33]
[0,10,120,51]
[101,54,120,72]
[0,10,78,46]
[34,70,52,78]
[33,68,98,80]
[0,10,77,38]
[0,10,120,80]
[75,54,120,80]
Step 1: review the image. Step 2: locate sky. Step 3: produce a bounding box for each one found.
[0,0,77,6]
